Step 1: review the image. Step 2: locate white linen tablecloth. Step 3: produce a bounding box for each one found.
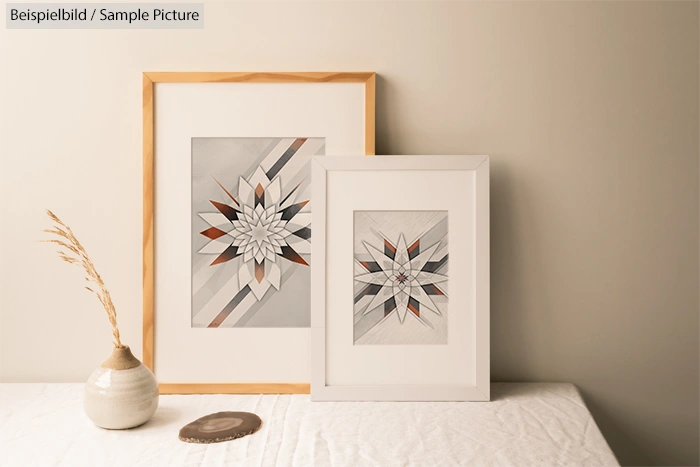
[0,382,618,467]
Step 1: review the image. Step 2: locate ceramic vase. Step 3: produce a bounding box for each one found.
[84,345,159,429]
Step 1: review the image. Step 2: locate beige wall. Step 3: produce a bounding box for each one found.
[0,1,697,465]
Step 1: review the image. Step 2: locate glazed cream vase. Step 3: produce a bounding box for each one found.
[84,345,159,429]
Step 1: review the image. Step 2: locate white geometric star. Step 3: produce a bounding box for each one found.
[197,166,310,301]
[355,233,447,325]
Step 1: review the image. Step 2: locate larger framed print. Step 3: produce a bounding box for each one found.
[143,72,375,394]
[311,156,489,401]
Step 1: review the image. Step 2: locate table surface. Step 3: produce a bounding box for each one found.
[0,382,618,467]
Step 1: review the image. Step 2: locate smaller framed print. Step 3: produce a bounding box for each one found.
[311,156,489,401]
[353,210,449,345]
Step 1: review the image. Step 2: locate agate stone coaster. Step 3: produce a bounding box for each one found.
[179,411,262,444]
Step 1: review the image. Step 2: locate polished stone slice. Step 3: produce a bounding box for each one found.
[179,411,262,444]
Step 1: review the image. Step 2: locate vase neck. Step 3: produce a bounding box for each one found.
[101,345,141,370]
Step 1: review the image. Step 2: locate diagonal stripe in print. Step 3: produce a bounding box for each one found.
[279,180,304,207]
[275,139,324,197]
[354,283,383,304]
[213,177,239,205]
[422,254,448,273]
[265,138,307,180]
[207,285,251,328]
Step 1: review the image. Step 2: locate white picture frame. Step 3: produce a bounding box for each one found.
[311,155,490,401]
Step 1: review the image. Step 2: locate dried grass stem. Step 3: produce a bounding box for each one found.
[40,210,123,348]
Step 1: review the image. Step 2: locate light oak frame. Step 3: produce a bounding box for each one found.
[143,72,376,394]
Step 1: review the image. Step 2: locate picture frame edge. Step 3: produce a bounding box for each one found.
[142,72,155,371]
[158,383,311,395]
[312,155,490,401]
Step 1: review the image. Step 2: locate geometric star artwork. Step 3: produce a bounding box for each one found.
[192,137,324,328]
[353,211,448,345]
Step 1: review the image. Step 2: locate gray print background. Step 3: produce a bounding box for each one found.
[191,137,324,328]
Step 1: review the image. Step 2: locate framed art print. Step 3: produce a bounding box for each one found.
[311,156,489,401]
[143,72,375,394]
[191,137,323,329]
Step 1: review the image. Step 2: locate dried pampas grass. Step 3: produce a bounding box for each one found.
[41,210,123,348]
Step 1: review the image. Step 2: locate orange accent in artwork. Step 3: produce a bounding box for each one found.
[210,245,239,266]
[360,261,372,270]
[200,227,227,240]
[429,284,445,296]
[384,239,396,254]
[207,314,225,328]
[255,183,264,199]
[408,302,420,317]
[255,261,265,283]
[290,138,307,150]
[213,177,238,205]
[210,200,239,221]
[281,246,308,266]
[408,239,420,253]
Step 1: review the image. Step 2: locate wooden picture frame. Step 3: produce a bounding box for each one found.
[143,72,375,394]
[311,156,490,401]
